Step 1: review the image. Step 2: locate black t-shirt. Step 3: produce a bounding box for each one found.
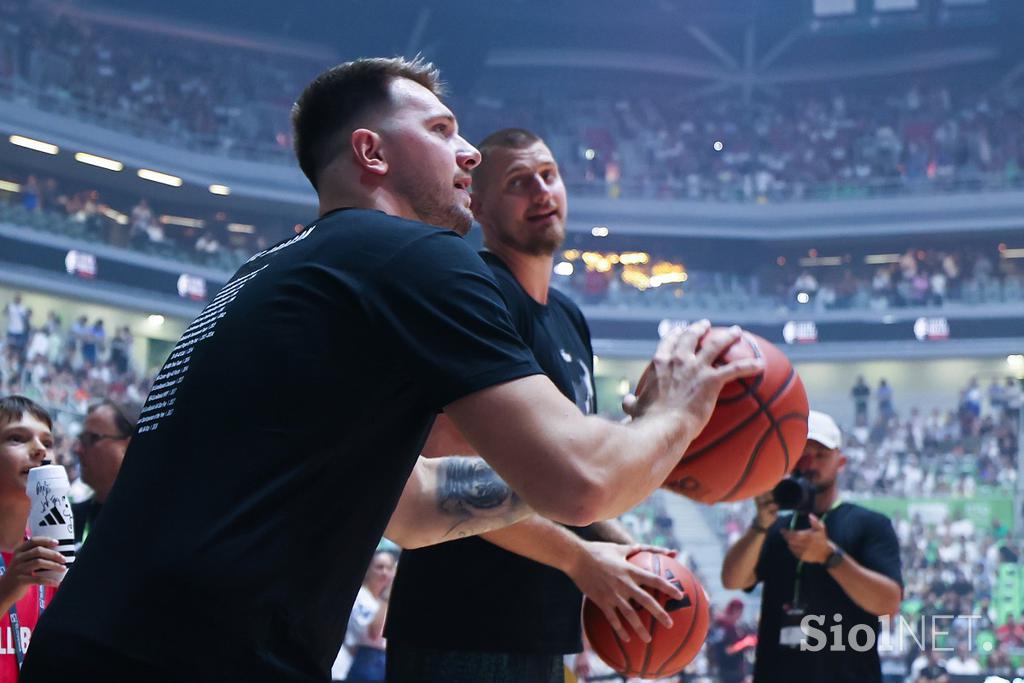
[918,663,947,681]
[25,209,543,682]
[748,502,903,683]
[385,251,597,654]
[70,497,102,546]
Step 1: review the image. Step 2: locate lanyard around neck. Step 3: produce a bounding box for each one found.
[790,498,843,608]
[0,550,47,671]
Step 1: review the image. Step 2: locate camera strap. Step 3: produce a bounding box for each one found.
[0,549,47,670]
[790,498,843,608]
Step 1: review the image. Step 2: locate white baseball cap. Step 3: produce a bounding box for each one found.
[807,410,842,450]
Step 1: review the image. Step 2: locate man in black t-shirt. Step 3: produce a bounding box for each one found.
[23,58,764,683]
[915,649,950,683]
[851,376,870,421]
[71,399,140,548]
[721,410,903,683]
[387,129,679,683]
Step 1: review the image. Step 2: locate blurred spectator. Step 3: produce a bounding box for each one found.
[943,643,980,675]
[4,293,29,359]
[877,379,894,418]
[108,326,132,376]
[0,395,62,678]
[996,615,1023,647]
[852,376,870,421]
[912,648,949,683]
[130,199,155,243]
[21,174,39,211]
[333,549,397,682]
[707,598,752,683]
[70,399,139,547]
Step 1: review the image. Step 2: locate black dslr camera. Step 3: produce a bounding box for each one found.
[771,471,816,513]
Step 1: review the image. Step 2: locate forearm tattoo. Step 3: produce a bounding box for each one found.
[437,457,525,538]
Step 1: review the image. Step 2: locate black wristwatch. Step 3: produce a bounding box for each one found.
[824,546,845,569]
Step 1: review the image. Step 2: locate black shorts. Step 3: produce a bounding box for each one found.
[385,643,564,683]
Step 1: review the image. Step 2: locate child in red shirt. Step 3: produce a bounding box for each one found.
[0,397,65,682]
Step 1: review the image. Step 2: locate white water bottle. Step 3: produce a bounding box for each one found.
[26,462,75,582]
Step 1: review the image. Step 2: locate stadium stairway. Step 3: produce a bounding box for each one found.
[658,493,757,612]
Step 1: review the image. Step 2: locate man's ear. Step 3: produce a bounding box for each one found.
[351,129,387,176]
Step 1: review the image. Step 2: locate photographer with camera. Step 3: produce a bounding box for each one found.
[721,410,903,683]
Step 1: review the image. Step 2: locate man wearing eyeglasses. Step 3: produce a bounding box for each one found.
[71,400,141,547]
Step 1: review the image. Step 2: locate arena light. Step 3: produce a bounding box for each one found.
[796,292,811,304]
[553,261,573,276]
[864,253,901,264]
[591,226,610,238]
[147,314,165,327]
[1000,248,1024,259]
[159,215,205,228]
[227,223,255,234]
[9,135,59,155]
[209,184,231,196]
[101,208,129,225]
[798,256,843,266]
[0,180,20,193]
[649,272,688,287]
[74,152,123,172]
[619,252,649,265]
[138,168,183,187]
[1008,355,1024,372]
[562,249,580,261]
[581,251,613,272]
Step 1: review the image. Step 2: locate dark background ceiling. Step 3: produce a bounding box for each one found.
[71,0,1024,96]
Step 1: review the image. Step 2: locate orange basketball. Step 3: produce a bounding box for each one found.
[583,551,710,679]
[637,328,808,503]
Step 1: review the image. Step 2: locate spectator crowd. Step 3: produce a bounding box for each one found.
[2,0,1024,204]
[8,163,1023,320]
[4,286,1023,681]
[1,169,270,271]
[2,293,152,478]
[555,244,1024,313]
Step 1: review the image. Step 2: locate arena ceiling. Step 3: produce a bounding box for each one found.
[70,0,1024,96]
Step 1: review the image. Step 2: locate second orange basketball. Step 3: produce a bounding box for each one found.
[582,551,710,679]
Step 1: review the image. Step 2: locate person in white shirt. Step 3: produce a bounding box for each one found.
[4,294,29,356]
[942,643,980,675]
[333,549,397,682]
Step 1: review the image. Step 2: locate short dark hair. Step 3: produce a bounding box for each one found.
[472,128,545,188]
[291,56,444,191]
[476,128,543,164]
[0,395,53,431]
[88,399,141,438]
